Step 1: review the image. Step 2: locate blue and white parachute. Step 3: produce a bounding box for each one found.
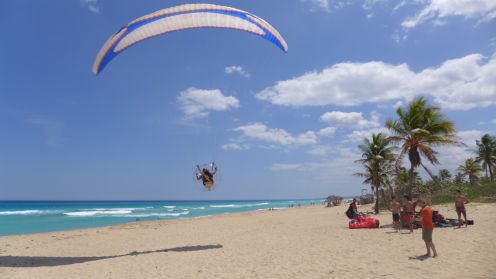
[93,3,288,75]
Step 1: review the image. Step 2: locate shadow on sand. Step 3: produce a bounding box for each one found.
[408,254,430,261]
[0,244,222,268]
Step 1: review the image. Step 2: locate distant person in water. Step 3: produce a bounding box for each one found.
[196,162,217,191]
[418,199,437,258]
[346,198,358,219]
[403,195,415,233]
[389,196,401,232]
[455,190,469,228]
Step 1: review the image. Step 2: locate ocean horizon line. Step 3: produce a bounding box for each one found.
[0,198,336,203]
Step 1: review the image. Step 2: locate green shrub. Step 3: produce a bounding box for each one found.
[431,181,496,204]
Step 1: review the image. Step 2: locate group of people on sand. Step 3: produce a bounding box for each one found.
[388,190,470,258]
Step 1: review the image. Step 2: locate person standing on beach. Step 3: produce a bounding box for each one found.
[403,195,415,233]
[455,190,469,228]
[389,196,401,232]
[417,199,437,258]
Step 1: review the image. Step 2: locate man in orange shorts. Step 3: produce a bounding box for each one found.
[418,199,437,257]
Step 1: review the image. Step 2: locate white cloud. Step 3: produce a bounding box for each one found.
[401,0,496,29]
[307,144,356,157]
[224,66,251,78]
[490,37,496,50]
[81,0,100,14]
[177,88,239,119]
[256,53,496,111]
[320,111,380,129]
[436,130,488,171]
[345,127,389,143]
[362,0,388,11]
[318,127,337,137]
[233,123,318,146]
[221,143,249,150]
[256,61,414,107]
[307,145,333,156]
[491,119,496,125]
[393,0,408,13]
[393,101,403,109]
[301,0,331,11]
[267,145,365,195]
[268,153,363,188]
[301,0,352,12]
[270,163,305,171]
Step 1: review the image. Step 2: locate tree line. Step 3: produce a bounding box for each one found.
[355,96,496,214]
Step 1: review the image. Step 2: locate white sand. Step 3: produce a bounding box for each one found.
[0,203,495,278]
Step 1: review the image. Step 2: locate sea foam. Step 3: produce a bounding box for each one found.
[64,210,132,217]
[0,210,61,216]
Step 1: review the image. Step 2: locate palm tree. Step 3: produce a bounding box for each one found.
[394,167,422,195]
[355,133,395,214]
[354,162,392,214]
[438,169,452,183]
[475,134,496,182]
[385,96,459,197]
[458,158,482,187]
[453,172,465,185]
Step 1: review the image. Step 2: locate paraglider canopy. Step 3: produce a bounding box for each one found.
[93,3,288,75]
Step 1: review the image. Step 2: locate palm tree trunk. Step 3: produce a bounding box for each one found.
[387,183,394,200]
[375,184,379,214]
[408,163,414,198]
[421,163,440,184]
[489,163,494,182]
[380,189,388,208]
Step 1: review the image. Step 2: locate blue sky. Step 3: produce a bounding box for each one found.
[1,0,495,200]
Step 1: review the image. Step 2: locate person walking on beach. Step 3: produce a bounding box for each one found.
[417,199,437,258]
[403,195,415,233]
[389,196,401,232]
[455,190,469,228]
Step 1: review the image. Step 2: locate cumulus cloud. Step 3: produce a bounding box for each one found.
[402,0,496,29]
[177,88,240,119]
[224,66,251,78]
[256,53,496,111]
[256,61,414,107]
[233,123,318,146]
[318,127,337,137]
[321,111,380,129]
[81,0,100,14]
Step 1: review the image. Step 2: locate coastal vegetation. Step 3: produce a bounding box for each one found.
[355,96,496,212]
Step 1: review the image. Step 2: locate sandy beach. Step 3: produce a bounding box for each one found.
[1,203,495,279]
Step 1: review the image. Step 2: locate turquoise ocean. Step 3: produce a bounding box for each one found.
[0,199,324,236]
